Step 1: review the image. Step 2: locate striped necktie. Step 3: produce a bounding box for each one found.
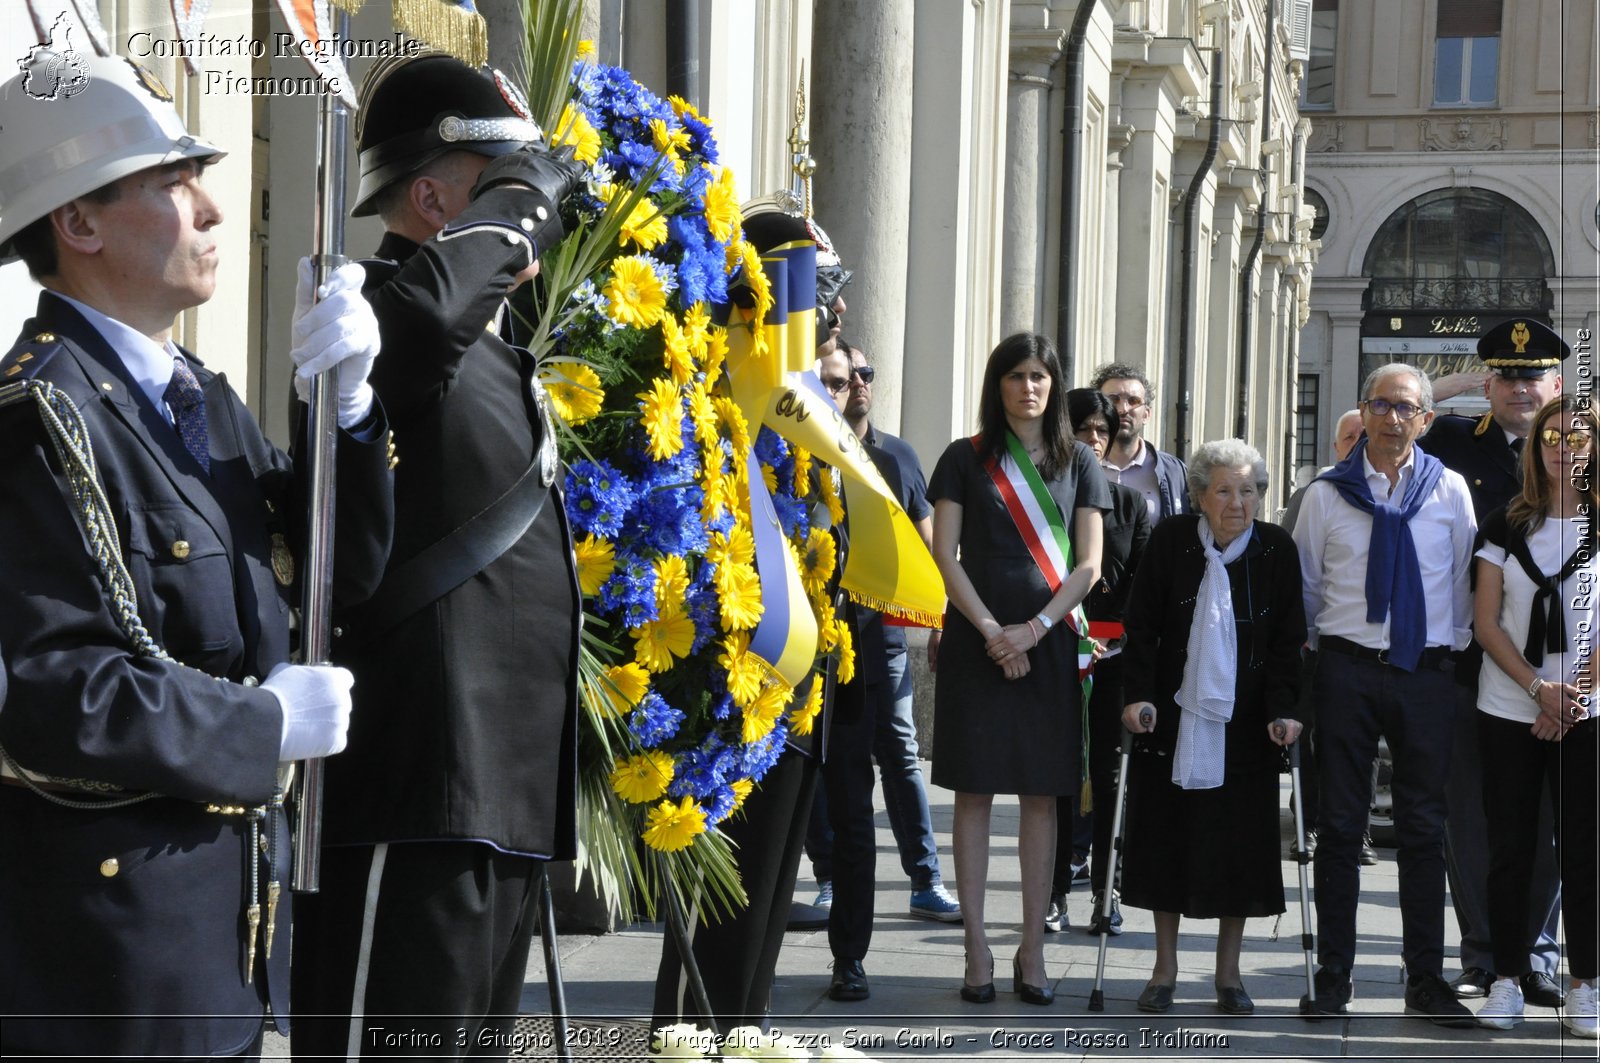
[164,356,210,473]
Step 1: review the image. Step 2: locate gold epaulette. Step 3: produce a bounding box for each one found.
[1473,412,1494,436]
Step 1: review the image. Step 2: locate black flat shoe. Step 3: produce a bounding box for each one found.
[1216,983,1254,1014]
[961,948,995,1003]
[829,958,869,1002]
[1137,982,1175,1012]
[1012,955,1054,1006]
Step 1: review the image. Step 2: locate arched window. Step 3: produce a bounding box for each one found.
[1361,189,1553,312]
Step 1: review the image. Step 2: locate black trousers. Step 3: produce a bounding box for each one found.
[1053,653,1123,895]
[290,842,542,1060]
[653,746,817,1031]
[1312,649,1455,977]
[820,674,880,962]
[1480,712,1599,980]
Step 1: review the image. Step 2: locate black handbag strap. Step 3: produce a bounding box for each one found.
[338,454,549,643]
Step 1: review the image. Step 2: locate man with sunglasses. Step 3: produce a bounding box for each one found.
[1293,363,1478,1025]
[805,341,959,1000]
[1417,320,1569,1011]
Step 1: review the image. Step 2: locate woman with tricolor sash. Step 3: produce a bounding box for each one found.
[927,332,1110,1005]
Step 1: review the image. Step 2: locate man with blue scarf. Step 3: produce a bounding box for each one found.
[1292,363,1478,1026]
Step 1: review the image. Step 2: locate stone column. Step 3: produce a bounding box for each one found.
[809,0,915,423]
[1000,25,1066,336]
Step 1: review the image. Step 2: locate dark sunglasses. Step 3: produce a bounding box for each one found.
[850,365,875,384]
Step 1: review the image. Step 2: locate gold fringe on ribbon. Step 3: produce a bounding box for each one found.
[392,0,487,68]
[843,589,944,630]
[330,0,366,12]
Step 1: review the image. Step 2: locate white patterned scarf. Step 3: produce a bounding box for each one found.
[1172,520,1253,790]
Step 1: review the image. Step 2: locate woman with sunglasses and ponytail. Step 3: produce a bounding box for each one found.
[1471,394,1599,1036]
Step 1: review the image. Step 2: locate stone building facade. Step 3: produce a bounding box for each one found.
[1297,0,1599,477]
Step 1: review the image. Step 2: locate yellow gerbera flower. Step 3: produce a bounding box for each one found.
[713,395,750,453]
[660,316,694,386]
[817,466,845,526]
[718,631,765,707]
[649,116,692,157]
[717,562,764,631]
[733,242,772,320]
[700,464,737,526]
[741,683,792,744]
[551,103,602,166]
[667,94,702,121]
[707,524,755,570]
[729,777,753,812]
[760,463,778,495]
[638,377,685,461]
[573,533,615,597]
[682,302,711,362]
[792,446,813,496]
[815,596,839,651]
[610,749,674,804]
[642,794,707,852]
[787,680,825,737]
[798,527,836,598]
[834,618,856,684]
[576,38,597,60]
[593,662,650,718]
[620,198,668,251]
[605,255,668,329]
[633,612,696,673]
[703,326,728,388]
[541,360,604,426]
[653,553,690,615]
[702,165,742,244]
[687,381,719,448]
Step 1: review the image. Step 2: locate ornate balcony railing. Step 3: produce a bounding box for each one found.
[1365,276,1551,312]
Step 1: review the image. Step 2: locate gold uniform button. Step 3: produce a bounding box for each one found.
[99,858,119,878]
[171,540,191,560]
[102,382,114,392]
[34,332,56,343]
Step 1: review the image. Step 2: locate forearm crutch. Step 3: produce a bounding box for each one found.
[1289,739,1317,1011]
[1088,725,1137,1011]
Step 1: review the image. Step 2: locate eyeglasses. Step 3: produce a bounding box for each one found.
[850,365,875,384]
[1106,394,1144,409]
[1361,398,1426,421]
[1540,428,1594,450]
[822,377,850,395]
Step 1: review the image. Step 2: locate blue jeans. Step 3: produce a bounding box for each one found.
[1312,647,1455,977]
[809,649,942,891]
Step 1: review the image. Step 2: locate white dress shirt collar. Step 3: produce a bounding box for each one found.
[52,292,181,419]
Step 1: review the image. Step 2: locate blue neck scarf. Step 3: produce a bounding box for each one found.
[1314,439,1446,671]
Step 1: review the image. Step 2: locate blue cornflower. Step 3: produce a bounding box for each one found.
[566,459,636,538]
[597,548,657,624]
[630,692,685,748]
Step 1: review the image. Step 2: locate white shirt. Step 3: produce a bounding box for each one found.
[1476,515,1598,723]
[1102,440,1160,525]
[1293,448,1478,653]
[53,292,183,424]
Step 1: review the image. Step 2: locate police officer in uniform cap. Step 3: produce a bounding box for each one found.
[289,52,585,1059]
[1418,317,1568,1006]
[0,53,394,1059]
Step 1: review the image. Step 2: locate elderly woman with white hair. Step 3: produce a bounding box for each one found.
[1119,439,1307,1015]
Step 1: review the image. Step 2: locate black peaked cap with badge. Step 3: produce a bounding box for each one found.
[1477,318,1570,378]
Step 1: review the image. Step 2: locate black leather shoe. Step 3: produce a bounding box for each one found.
[1521,971,1565,1009]
[1300,966,1353,1019]
[1137,982,1175,1013]
[1012,956,1054,1005]
[829,958,869,1002]
[1216,983,1255,1014]
[960,949,995,1003]
[787,901,829,931]
[1450,967,1493,998]
[1359,834,1379,866]
[1404,971,1476,1027]
[1290,829,1318,859]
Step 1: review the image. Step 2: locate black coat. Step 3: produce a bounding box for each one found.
[0,294,393,1057]
[1121,516,1306,773]
[322,185,580,860]
[1087,480,1152,624]
[1418,412,1522,520]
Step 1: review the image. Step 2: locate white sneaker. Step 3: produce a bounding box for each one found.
[1476,978,1523,1029]
[1563,980,1598,1038]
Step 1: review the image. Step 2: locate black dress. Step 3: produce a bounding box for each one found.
[1119,516,1305,918]
[928,437,1111,795]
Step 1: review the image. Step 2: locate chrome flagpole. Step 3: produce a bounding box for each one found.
[292,9,352,893]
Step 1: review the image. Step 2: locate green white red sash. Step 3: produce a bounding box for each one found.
[973,434,1095,682]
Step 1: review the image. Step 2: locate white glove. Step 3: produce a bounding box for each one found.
[262,661,356,762]
[291,258,379,429]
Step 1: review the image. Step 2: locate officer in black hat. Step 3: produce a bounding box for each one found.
[1418,317,1568,1006]
[289,52,584,1059]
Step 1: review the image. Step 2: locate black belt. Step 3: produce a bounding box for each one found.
[1319,635,1452,670]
